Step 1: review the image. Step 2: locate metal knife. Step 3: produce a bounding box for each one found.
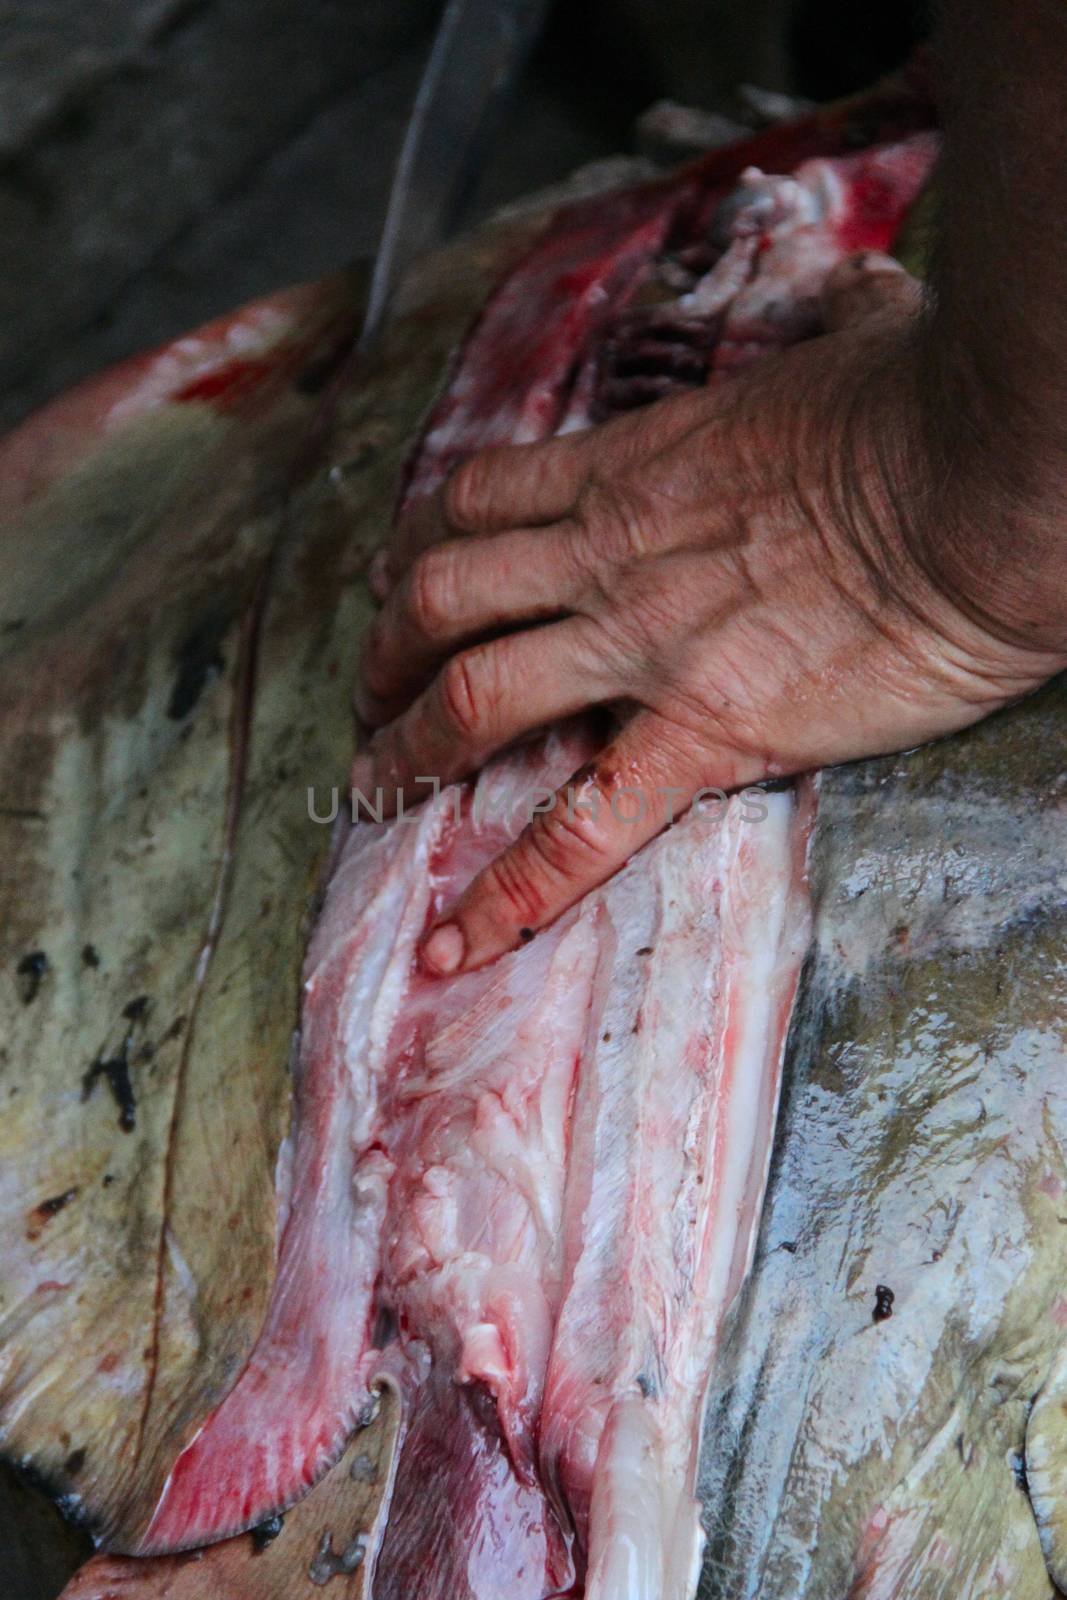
[359,0,552,349]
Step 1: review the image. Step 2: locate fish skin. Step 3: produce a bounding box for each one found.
[695,682,1067,1600]
[0,269,374,1551]
[0,172,567,1554]
[1027,1342,1067,1591]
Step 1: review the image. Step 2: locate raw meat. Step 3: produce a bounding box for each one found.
[591,132,937,414]
[143,725,812,1600]
[136,129,938,1593]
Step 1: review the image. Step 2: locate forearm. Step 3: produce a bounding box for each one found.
[923,0,1067,648]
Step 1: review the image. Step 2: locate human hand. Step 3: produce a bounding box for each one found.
[353,254,1065,976]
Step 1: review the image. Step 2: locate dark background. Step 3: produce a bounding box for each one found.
[0,0,928,432]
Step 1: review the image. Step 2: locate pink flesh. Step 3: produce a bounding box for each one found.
[708,132,937,367]
[140,798,440,1549]
[141,730,813,1594]
[138,126,934,1592]
[537,789,813,1599]
[404,200,676,501]
[0,282,344,515]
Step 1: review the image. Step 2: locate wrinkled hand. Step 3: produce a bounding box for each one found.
[353,254,1064,976]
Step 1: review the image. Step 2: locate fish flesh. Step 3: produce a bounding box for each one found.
[133,124,931,1592]
[140,721,813,1599]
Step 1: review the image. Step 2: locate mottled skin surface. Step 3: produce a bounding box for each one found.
[0,238,538,1554]
[699,679,1067,1600]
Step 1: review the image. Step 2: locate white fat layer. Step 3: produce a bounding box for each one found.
[552,791,809,1600]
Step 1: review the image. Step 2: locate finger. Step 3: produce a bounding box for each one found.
[350,619,615,815]
[356,522,586,726]
[821,251,923,332]
[383,388,715,594]
[382,433,596,593]
[417,714,762,976]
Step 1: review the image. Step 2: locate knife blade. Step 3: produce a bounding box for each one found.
[359,0,552,349]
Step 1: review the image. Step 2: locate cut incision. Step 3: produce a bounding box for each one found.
[141,719,813,1600]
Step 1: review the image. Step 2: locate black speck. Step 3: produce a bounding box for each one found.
[635,946,653,957]
[82,944,100,969]
[83,1053,136,1131]
[17,951,48,1004]
[83,1009,148,1134]
[873,1284,895,1323]
[778,1240,797,1254]
[518,927,534,943]
[64,1448,86,1477]
[167,614,228,721]
[1012,1450,1030,1495]
[36,1188,78,1220]
[102,1174,115,1187]
[251,1514,284,1552]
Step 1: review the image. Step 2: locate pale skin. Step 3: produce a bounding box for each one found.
[354,0,1067,977]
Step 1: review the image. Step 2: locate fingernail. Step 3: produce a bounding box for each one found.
[420,923,465,977]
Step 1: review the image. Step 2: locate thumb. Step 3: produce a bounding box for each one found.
[821,251,923,333]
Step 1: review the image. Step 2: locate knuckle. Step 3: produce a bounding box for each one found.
[528,797,605,878]
[578,476,655,564]
[483,849,548,927]
[408,547,457,637]
[438,650,488,740]
[477,793,610,934]
[444,453,494,529]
